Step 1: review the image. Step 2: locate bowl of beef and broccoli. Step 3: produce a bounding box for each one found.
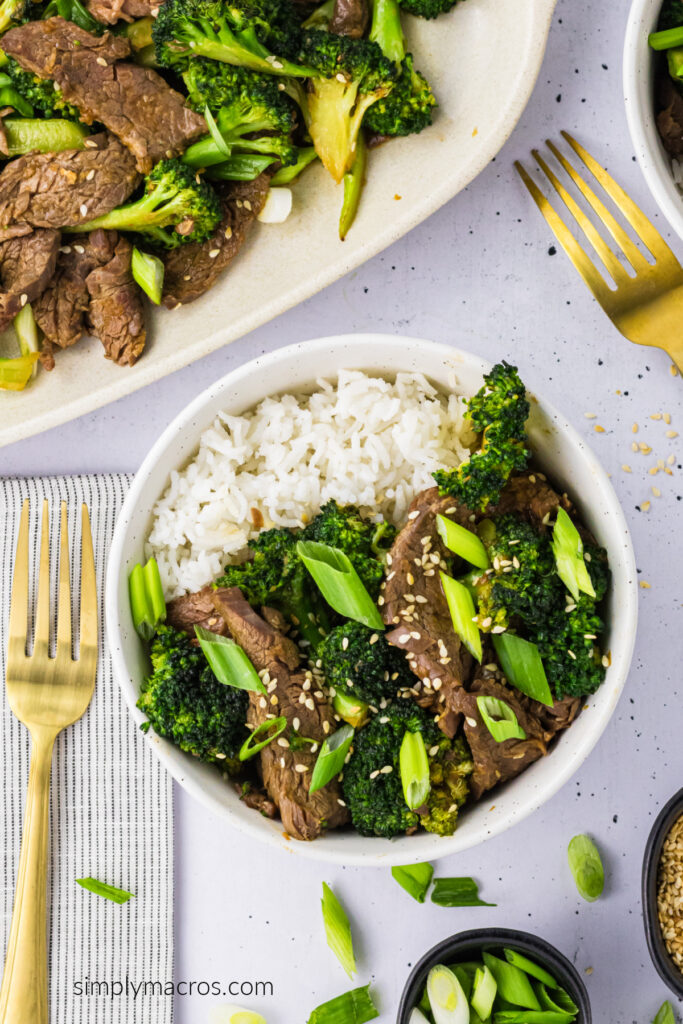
[106,334,638,864]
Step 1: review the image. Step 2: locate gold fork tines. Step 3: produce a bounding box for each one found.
[515,131,683,373]
[0,500,97,1024]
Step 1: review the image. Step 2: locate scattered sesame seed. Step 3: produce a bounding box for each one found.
[208,248,220,258]
[641,500,651,512]
[631,442,639,452]
[380,765,393,774]
[652,486,661,497]
[584,412,597,419]
[594,425,605,433]
[96,56,108,66]
[79,203,88,217]
[640,581,651,589]
[567,650,577,660]
[666,430,678,438]
[651,413,663,421]
[632,422,639,433]
[622,464,632,473]
[369,769,380,779]
[295,764,307,773]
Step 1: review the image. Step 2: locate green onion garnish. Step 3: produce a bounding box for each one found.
[333,691,369,729]
[567,834,604,902]
[436,514,490,570]
[391,862,434,903]
[128,557,166,641]
[131,247,165,305]
[321,882,356,978]
[76,878,134,904]
[307,984,379,1024]
[239,716,287,760]
[440,571,482,661]
[492,1013,575,1022]
[400,729,431,810]
[296,541,384,630]
[0,86,34,117]
[430,877,496,908]
[537,983,578,1016]
[491,632,553,707]
[551,508,596,602]
[653,1002,676,1024]
[195,626,266,693]
[203,103,231,157]
[482,952,541,1010]
[409,1009,430,1024]
[471,964,497,1021]
[426,965,470,1024]
[309,724,354,794]
[0,353,40,392]
[14,301,40,380]
[503,949,558,990]
[476,695,527,742]
[649,25,683,49]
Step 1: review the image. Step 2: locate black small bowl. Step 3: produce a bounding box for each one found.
[397,927,591,1024]
[643,787,683,1000]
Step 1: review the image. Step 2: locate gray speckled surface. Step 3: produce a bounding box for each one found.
[2,0,683,1020]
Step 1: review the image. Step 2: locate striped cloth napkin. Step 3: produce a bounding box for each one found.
[0,476,173,1024]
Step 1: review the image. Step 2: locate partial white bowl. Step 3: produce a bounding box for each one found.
[624,0,683,239]
[105,334,638,866]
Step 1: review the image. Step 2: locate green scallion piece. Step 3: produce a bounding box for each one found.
[309,724,354,794]
[307,984,379,1024]
[551,508,595,602]
[431,877,496,908]
[2,117,88,157]
[436,514,490,570]
[492,1013,574,1023]
[131,247,164,305]
[492,632,553,707]
[321,882,356,978]
[195,626,266,693]
[536,983,578,1016]
[239,716,287,761]
[471,964,497,1021]
[440,571,482,661]
[567,834,604,902]
[482,952,541,1010]
[476,695,527,742]
[128,557,166,640]
[503,949,558,990]
[427,965,470,1024]
[297,541,384,630]
[400,729,431,810]
[333,691,369,729]
[0,85,34,117]
[13,302,40,381]
[203,104,231,157]
[391,862,434,903]
[649,25,683,49]
[0,353,40,392]
[76,878,134,904]
[653,1002,676,1024]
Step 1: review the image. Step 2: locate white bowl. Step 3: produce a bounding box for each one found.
[624,0,683,239]
[105,334,638,866]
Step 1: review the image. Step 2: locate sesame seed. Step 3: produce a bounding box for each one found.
[96,56,108,66]
[369,769,380,779]
[632,422,639,433]
[337,799,347,807]
[567,650,577,660]
[259,696,267,708]
[380,765,393,774]
[244,200,252,211]
[398,634,410,643]
[407,572,415,585]
[641,500,651,512]
[79,204,88,217]
[594,425,605,433]
[466,717,478,728]
[640,581,651,589]
[305,698,315,711]
[277,737,289,748]
[491,625,506,634]
[668,454,676,465]
[584,412,597,419]
[322,720,330,734]
[651,413,663,420]
[295,764,307,773]
[19,293,27,307]
[631,442,639,452]
[208,248,220,258]
[667,430,679,438]
[408,510,420,519]
[378,596,384,606]
[652,486,661,497]
[302,679,311,691]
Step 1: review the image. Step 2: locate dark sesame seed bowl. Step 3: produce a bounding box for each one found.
[396,927,591,1024]
[643,787,683,1000]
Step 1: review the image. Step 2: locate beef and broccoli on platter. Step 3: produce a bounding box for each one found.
[128,362,613,844]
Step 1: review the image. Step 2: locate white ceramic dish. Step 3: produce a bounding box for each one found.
[105,333,638,866]
[624,0,683,240]
[0,0,558,448]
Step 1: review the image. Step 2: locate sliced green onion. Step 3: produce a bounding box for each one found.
[436,514,490,570]
[309,724,354,794]
[653,1002,676,1024]
[492,632,553,707]
[536,983,578,1016]
[239,716,287,761]
[204,104,231,157]
[649,25,683,49]
[321,882,356,978]
[0,353,39,391]
[0,86,33,116]
[76,878,134,904]
[205,154,277,180]
[400,729,430,810]
[195,626,266,693]
[492,1013,574,1023]
[297,541,384,630]
[668,47,683,79]
[431,877,495,908]
[503,949,558,990]
[427,965,470,1024]
[128,558,166,640]
[2,118,88,157]
[567,834,604,902]
[270,146,319,185]
[471,965,497,1021]
[339,128,366,241]
[131,247,164,305]
[551,507,595,602]
[450,964,476,1001]
[13,302,40,381]
[333,691,369,729]
[482,952,540,1010]
[409,1010,431,1024]
[307,984,379,1024]
[440,571,482,661]
[391,862,434,903]
[476,695,526,742]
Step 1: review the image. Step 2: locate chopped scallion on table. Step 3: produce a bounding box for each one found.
[653,1002,677,1024]
[391,862,434,903]
[307,984,379,1024]
[567,834,604,902]
[321,882,356,978]
[431,877,495,908]
[75,878,134,904]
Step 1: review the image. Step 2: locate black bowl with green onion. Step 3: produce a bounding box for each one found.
[642,787,683,1000]
[397,928,591,1024]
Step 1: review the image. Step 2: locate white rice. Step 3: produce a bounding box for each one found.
[148,370,474,598]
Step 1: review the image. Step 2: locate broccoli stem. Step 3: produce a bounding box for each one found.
[186,26,315,78]
[339,128,367,240]
[369,0,405,63]
[206,153,277,180]
[270,146,319,184]
[67,179,188,235]
[303,0,335,29]
[2,118,89,156]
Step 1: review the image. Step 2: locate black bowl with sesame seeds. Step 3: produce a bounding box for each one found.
[643,787,683,999]
[397,927,592,1023]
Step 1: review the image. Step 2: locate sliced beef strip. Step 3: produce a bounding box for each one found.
[212,587,349,842]
[2,19,205,173]
[162,175,271,308]
[381,486,474,737]
[34,237,99,369]
[451,671,547,800]
[657,75,683,156]
[166,584,231,638]
[86,0,162,23]
[491,471,567,529]
[519,693,582,743]
[236,782,278,819]
[330,0,368,37]
[84,231,145,366]
[0,229,60,332]
[0,133,141,232]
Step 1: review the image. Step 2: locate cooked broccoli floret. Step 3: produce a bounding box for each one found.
[533,593,607,700]
[297,29,398,182]
[67,158,222,248]
[433,361,531,511]
[3,57,81,119]
[183,60,297,165]
[395,0,459,19]
[420,736,473,836]
[302,499,395,599]
[153,0,315,78]
[365,0,435,137]
[138,625,249,766]
[318,620,412,704]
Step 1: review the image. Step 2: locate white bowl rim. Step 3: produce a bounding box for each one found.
[105,333,638,866]
[624,0,683,239]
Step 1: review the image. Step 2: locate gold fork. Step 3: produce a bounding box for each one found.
[0,500,97,1024]
[515,131,683,374]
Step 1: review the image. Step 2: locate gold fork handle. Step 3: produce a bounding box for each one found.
[0,728,56,1024]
